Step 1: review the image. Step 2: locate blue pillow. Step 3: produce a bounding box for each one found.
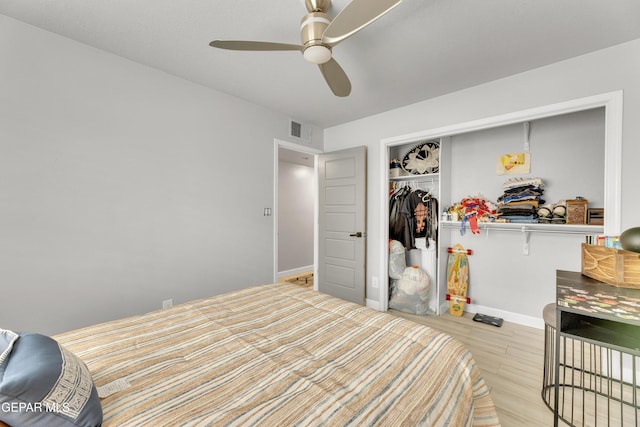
[0,329,102,427]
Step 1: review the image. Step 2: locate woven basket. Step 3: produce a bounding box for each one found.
[581,243,640,289]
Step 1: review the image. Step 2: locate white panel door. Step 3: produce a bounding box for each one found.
[317,146,366,304]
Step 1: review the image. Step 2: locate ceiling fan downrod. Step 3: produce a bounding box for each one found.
[304,0,331,13]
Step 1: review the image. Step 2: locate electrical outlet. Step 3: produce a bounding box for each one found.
[371,276,379,289]
[162,299,173,309]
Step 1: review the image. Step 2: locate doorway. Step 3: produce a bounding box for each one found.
[273,139,321,285]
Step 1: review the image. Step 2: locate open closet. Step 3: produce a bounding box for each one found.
[379,92,622,324]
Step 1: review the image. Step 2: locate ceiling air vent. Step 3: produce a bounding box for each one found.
[288,119,311,141]
[290,120,303,138]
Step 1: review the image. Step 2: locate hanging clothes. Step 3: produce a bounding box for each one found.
[389,184,438,250]
[390,186,411,247]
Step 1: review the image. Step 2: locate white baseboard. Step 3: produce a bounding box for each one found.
[277,265,313,280]
[366,298,381,311]
[436,301,543,329]
[465,303,544,329]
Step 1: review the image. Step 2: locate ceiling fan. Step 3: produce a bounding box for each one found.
[209,0,403,97]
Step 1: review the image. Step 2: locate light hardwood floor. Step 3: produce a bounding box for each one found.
[281,272,314,288]
[281,274,563,426]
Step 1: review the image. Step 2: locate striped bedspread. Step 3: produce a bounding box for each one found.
[54,283,500,426]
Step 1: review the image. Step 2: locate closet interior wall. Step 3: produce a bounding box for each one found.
[388,139,452,315]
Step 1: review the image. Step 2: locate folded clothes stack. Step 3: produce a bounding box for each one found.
[497,177,545,223]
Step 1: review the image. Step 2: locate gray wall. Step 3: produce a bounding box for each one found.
[449,108,605,207]
[324,38,640,322]
[443,108,604,322]
[3,13,639,332]
[278,161,314,274]
[0,15,322,335]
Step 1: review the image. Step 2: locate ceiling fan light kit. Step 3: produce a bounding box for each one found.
[303,45,332,64]
[209,0,402,97]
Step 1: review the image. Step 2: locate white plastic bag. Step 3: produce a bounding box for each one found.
[406,238,437,286]
[389,266,430,315]
[388,240,406,280]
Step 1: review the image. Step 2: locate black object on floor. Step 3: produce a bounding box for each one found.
[472,313,504,327]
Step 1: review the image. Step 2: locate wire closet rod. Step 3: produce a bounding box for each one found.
[390,174,439,182]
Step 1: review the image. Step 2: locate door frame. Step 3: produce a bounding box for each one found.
[273,138,323,285]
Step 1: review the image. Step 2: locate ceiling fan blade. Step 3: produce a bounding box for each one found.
[209,40,304,51]
[318,58,351,97]
[322,0,402,46]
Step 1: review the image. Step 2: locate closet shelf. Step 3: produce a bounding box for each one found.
[390,173,439,181]
[440,220,603,234]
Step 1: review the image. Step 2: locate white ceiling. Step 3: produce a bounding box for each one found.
[279,147,315,167]
[2,0,640,129]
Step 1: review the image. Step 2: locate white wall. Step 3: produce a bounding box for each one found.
[0,15,322,335]
[449,108,605,208]
[277,161,314,274]
[324,38,640,323]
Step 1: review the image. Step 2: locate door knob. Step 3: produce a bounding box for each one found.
[349,232,363,238]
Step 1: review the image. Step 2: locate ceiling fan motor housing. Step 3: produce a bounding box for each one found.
[301,11,332,64]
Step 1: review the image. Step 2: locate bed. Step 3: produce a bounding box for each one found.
[4,283,500,426]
